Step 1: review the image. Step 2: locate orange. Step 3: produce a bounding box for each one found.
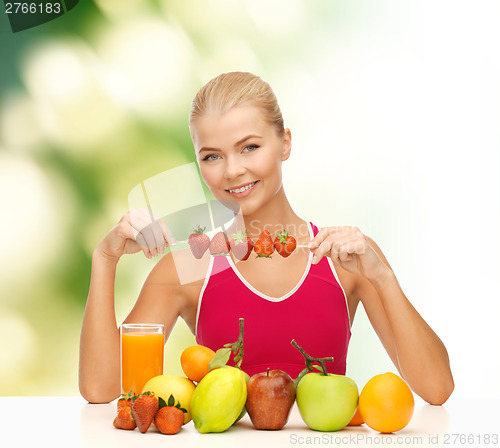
[358,372,414,433]
[347,405,364,426]
[180,345,216,383]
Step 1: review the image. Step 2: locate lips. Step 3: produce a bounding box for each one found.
[226,181,259,198]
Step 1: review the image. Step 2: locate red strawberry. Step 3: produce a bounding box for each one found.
[254,230,274,258]
[274,230,297,258]
[188,225,210,259]
[209,231,230,255]
[117,390,133,411]
[229,229,254,261]
[113,405,136,430]
[154,394,186,435]
[131,391,159,433]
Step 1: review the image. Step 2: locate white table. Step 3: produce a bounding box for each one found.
[1,395,498,447]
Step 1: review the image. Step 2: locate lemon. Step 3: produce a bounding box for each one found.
[142,375,196,424]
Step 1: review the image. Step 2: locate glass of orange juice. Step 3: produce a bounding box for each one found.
[120,323,165,395]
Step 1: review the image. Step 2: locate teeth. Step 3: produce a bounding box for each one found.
[229,182,256,194]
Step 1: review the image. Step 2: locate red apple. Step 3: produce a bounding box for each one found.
[245,368,296,430]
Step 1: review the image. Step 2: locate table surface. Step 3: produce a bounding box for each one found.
[0,395,498,447]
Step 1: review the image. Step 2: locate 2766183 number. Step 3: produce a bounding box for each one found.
[5,2,62,14]
[443,433,499,445]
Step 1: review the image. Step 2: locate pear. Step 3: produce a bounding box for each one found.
[190,366,247,433]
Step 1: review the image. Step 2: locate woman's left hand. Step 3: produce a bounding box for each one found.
[309,226,389,281]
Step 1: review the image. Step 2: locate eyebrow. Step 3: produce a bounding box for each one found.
[198,134,262,153]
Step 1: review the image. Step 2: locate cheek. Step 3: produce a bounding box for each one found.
[258,151,282,180]
[199,165,221,190]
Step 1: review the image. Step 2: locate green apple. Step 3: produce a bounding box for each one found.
[296,372,358,431]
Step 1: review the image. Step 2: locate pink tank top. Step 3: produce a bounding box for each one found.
[195,222,351,378]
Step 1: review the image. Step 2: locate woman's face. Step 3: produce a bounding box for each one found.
[191,105,291,216]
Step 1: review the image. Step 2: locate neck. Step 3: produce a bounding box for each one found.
[231,186,308,240]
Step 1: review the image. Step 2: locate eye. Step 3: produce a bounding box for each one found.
[244,145,259,152]
[202,153,220,161]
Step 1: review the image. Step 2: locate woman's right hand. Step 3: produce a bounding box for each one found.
[95,209,176,263]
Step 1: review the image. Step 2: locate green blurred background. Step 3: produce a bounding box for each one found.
[1,1,499,398]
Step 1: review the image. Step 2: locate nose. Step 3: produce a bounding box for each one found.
[223,154,246,180]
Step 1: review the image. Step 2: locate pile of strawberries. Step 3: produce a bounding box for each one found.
[113,391,186,435]
[188,227,297,260]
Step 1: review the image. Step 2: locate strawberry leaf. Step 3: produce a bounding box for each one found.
[194,225,206,234]
[174,401,188,413]
[158,397,167,409]
[208,347,232,370]
[167,394,175,407]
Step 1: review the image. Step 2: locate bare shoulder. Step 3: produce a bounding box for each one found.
[147,247,210,331]
[124,247,210,335]
[148,247,210,286]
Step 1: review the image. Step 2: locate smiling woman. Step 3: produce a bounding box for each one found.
[79,71,454,406]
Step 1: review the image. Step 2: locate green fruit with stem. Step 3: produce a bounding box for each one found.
[292,339,359,432]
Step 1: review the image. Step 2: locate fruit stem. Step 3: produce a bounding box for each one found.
[266,367,270,377]
[291,339,333,376]
[230,318,245,368]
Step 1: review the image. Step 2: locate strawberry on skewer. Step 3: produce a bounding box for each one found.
[229,229,254,261]
[209,231,230,255]
[274,230,297,258]
[188,225,210,259]
[254,230,274,258]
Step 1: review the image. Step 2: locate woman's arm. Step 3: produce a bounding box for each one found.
[79,210,176,403]
[79,251,121,403]
[310,227,454,405]
[356,237,454,405]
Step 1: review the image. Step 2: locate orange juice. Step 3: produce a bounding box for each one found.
[121,331,164,395]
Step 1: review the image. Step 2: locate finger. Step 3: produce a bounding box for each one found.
[312,233,361,264]
[118,220,153,259]
[127,210,158,257]
[135,231,155,258]
[309,226,339,250]
[338,240,367,262]
[137,226,159,257]
[160,219,177,248]
[312,239,333,264]
[148,219,165,255]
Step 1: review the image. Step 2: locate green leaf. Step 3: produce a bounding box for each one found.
[208,347,232,371]
[158,397,167,409]
[167,394,175,407]
[295,368,309,389]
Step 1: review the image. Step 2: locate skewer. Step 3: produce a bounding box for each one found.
[173,240,310,248]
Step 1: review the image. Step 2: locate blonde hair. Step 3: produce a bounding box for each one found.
[189,72,285,137]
